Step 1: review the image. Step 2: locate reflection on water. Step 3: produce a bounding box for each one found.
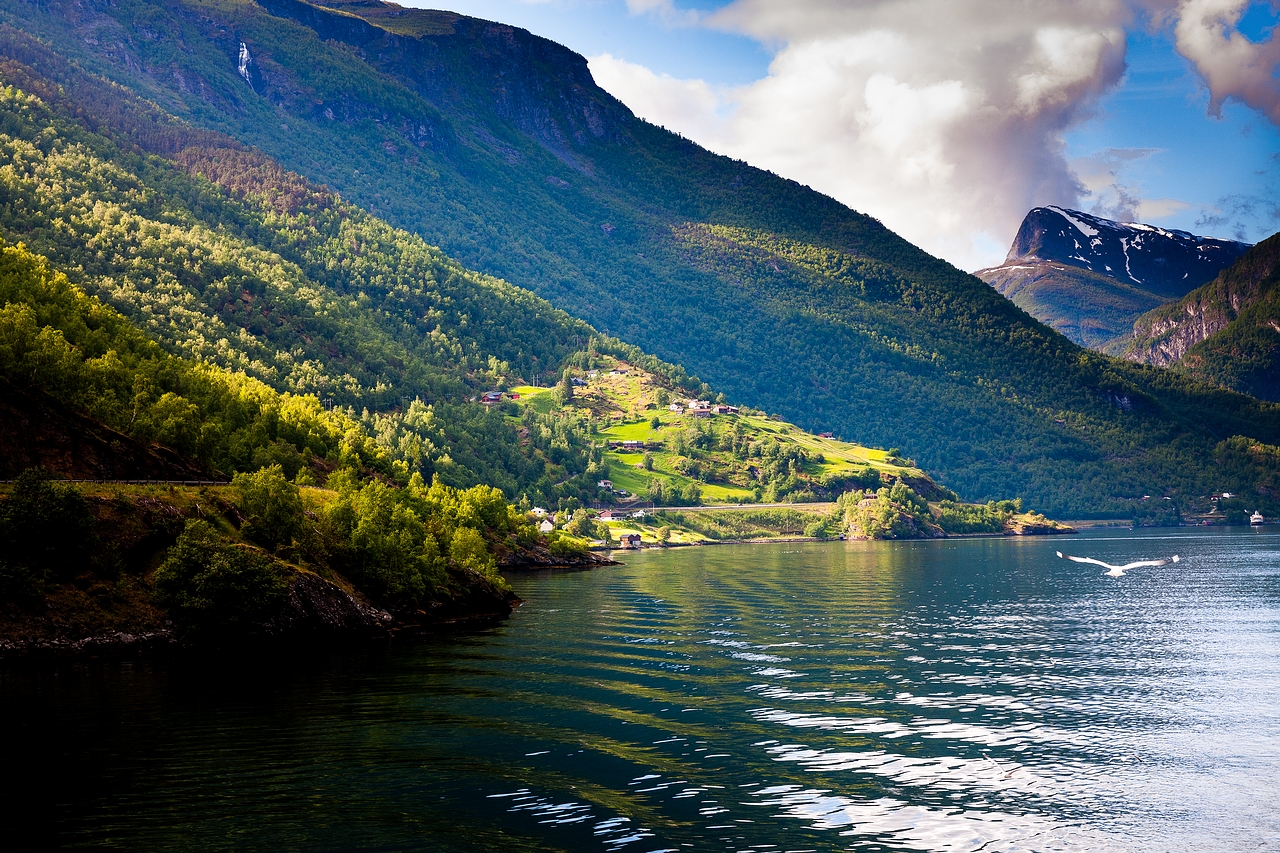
[3,529,1280,851]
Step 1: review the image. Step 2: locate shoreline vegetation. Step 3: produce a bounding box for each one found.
[0,471,611,659]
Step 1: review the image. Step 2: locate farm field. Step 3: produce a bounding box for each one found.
[511,357,927,506]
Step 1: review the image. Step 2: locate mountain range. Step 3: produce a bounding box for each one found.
[976,206,1251,351]
[2,0,1280,518]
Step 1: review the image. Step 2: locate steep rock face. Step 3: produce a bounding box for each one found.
[262,570,394,636]
[262,0,631,165]
[977,207,1250,350]
[1124,234,1280,400]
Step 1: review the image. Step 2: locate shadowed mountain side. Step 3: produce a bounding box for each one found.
[979,262,1170,351]
[1124,234,1280,401]
[0,379,208,480]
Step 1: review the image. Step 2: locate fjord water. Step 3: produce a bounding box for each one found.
[4,530,1279,852]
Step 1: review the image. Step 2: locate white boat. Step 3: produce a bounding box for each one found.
[1251,511,1264,525]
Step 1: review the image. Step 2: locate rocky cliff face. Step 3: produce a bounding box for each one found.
[1123,233,1280,400]
[261,0,633,168]
[977,207,1251,351]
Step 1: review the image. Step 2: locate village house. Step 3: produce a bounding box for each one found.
[668,403,684,413]
[481,391,503,403]
[530,507,548,518]
[818,432,834,438]
[538,519,555,533]
[690,409,711,418]
[619,533,642,549]
[597,479,614,491]
[597,509,620,521]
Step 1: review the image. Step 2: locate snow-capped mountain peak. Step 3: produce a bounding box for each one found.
[1006,207,1249,296]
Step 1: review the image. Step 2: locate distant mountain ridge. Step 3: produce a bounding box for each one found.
[977,207,1250,350]
[1005,206,1249,294]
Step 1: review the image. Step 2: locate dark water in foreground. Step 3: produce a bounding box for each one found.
[3,529,1279,852]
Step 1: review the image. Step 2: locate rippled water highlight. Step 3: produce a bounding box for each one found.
[3,528,1279,851]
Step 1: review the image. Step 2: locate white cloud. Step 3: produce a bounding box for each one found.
[1171,0,1280,122]
[594,1,1129,269]
[1070,147,1194,223]
[623,0,699,26]
[590,0,1280,270]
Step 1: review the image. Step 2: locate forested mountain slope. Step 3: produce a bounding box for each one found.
[0,52,629,503]
[3,1,1280,516]
[976,207,1250,351]
[1124,234,1280,401]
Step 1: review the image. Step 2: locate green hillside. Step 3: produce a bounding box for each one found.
[516,354,931,506]
[3,1,1280,518]
[977,261,1172,352]
[1125,234,1280,401]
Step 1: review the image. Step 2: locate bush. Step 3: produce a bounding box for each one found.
[232,465,304,551]
[0,468,95,598]
[153,520,288,632]
[547,531,588,557]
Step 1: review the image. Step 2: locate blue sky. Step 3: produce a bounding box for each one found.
[420,0,1279,269]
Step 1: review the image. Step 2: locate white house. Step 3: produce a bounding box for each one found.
[538,519,555,533]
[530,507,548,518]
[598,479,614,491]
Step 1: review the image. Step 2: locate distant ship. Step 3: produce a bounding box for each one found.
[1251,511,1264,525]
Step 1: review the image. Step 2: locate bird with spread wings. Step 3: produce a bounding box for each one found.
[1056,551,1180,577]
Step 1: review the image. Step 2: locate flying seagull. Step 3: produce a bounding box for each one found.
[1056,551,1180,577]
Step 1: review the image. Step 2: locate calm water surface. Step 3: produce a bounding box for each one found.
[3,528,1279,851]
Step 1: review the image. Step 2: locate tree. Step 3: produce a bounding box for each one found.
[566,508,596,537]
[553,369,574,407]
[0,468,95,597]
[233,465,305,552]
[642,452,655,471]
[649,415,661,430]
[450,526,497,579]
[153,520,288,633]
[647,479,667,503]
[655,525,671,544]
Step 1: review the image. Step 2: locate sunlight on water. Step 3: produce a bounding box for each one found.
[3,528,1279,851]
